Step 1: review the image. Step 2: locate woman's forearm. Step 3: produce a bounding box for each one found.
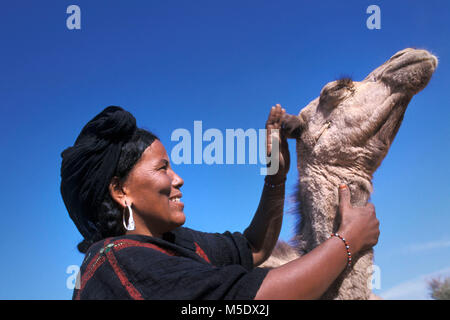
[244,178,286,266]
[245,104,291,266]
[254,236,349,300]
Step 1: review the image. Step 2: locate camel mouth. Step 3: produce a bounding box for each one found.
[363,48,438,92]
[384,55,437,75]
[372,102,406,146]
[376,49,438,94]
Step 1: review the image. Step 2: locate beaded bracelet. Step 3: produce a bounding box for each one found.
[330,233,352,267]
[264,178,286,189]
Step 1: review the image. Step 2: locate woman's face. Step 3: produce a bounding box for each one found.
[120,140,185,237]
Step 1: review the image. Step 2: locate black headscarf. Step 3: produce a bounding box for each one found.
[60,106,137,241]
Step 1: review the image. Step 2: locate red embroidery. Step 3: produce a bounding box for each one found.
[105,247,144,300]
[75,238,210,299]
[75,239,111,300]
[75,238,177,299]
[113,239,177,256]
[194,242,211,263]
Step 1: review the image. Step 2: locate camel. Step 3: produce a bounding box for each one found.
[261,48,438,300]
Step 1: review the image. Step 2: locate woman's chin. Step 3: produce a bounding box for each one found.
[169,200,185,225]
[170,210,186,226]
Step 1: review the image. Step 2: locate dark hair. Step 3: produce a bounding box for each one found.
[60,106,159,254]
[77,128,159,253]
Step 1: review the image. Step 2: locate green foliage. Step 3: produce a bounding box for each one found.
[428,277,450,300]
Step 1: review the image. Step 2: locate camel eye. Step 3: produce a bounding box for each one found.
[335,77,354,90]
[320,83,339,98]
[319,77,354,108]
[320,82,345,100]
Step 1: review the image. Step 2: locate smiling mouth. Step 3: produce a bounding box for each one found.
[169,195,184,210]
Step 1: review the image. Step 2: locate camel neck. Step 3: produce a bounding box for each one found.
[294,165,373,253]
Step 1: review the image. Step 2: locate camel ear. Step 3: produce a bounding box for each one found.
[281,113,306,139]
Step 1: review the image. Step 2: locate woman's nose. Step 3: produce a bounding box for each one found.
[170,169,184,188]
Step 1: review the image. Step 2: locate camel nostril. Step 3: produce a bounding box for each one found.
[390,48,416,61]
[390,51,406,61]
[431,56,438,68]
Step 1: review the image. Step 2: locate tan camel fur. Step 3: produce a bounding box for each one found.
[262,48,438,300]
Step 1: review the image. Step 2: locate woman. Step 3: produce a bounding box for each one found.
[60,105,379,300]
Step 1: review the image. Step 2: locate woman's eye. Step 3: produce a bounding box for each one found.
[158,160,170,171]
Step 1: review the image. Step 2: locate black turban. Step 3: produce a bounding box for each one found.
[60,106,137,241]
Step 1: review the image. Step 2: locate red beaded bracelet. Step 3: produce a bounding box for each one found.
[330,233,352,267]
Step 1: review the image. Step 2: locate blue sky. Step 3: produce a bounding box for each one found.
[0,0,449,299]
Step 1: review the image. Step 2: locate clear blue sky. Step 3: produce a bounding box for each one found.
[1,0,449,299]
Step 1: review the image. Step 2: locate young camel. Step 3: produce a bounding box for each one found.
[262,48,438,299]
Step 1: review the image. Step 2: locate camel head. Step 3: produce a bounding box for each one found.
[282,48,438,176]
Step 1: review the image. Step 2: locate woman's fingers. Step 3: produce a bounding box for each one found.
[266,104,286,157]
[266,106,276,126]
[274,104,282,127]
[267,104,284,128]
[279,108,287,141]
[266,107,275,156]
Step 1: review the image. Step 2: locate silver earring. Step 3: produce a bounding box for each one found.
[122,201,135,231]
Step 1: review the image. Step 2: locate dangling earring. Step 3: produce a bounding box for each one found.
[122,201,135,231]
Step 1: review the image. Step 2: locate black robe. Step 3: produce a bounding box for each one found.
[73,227,269,300]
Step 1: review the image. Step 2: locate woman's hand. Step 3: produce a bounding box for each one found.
[265,104,290,182]
[336,185,380,254]
[255,185,380,300]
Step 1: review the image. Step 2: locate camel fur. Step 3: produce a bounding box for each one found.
[261,48,438,300]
